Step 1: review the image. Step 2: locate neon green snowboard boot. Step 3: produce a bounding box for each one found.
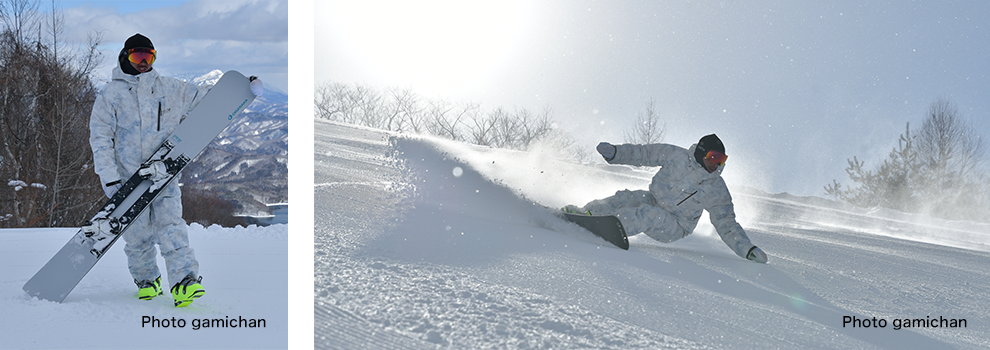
[170,275,205,307]
[562,205,592,215]
[136,276,163,300]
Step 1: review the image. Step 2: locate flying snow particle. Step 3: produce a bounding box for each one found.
[452,167,463,178]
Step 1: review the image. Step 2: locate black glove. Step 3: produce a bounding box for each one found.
[596,142,616,161]
[747,246,768,263]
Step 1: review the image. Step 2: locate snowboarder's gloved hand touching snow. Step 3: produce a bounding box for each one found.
[249,76,264,97]
[597,142,616,161]
[747,246,768,263]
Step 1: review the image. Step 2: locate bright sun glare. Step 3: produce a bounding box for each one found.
[327,0,533,98]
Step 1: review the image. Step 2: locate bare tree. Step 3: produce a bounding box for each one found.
[315,80,573,154]
[624,98,666,144]
[37,1,104,226]
[490,107,520,149]
[423,99,453,138]
[315,82,350,121]
[826,98,990,222]
[355,85,384,129]
[468,111,498,147]
[424,99,476,141]
[314,82,385,126]
[383,87,419,132]
[518,106,554,150]
[0,0,38,42]
[915,99,985,186]
[912,98,987,218]
[0,0,103,227]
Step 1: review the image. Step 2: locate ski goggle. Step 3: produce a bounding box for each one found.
[127,48,156,65]
[705,150,728,166]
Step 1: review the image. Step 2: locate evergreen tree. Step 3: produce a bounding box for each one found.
[827,99,990,222]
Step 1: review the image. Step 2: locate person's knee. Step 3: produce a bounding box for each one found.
[641,213,688,243]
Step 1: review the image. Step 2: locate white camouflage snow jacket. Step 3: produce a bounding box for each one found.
[608,143,755,258]
[90,66,208,197]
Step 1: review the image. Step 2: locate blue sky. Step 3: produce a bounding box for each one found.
[53,0,288,92]
[319,0,990,197]
[58,0,186,14]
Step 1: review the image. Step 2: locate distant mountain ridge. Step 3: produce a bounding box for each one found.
[178,70,288,217]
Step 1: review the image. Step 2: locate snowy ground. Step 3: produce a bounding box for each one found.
[315,120,990,349]
[2,223,288,349]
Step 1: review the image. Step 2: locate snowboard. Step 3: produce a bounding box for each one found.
[561,212,630,250]
[22,70,256,303]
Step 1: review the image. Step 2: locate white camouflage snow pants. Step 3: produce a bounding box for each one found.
[123,192,198,288]
[583,190,689,243]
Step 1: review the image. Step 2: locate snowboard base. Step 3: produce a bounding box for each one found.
[561,212,629,250]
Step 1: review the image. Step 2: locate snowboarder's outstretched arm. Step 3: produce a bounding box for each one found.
[598,142,682,167]
[706,181,767,263]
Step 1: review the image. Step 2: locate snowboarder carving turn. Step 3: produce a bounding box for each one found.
[88,33,209,306]
[564,134,768,263]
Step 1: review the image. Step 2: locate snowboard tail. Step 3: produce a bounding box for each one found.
[562,212,630,250]
[23,71,256,303]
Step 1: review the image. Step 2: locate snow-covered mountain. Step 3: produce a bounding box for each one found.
[315,120,990,349]
[187,69,224,86]
[179,70,289,216]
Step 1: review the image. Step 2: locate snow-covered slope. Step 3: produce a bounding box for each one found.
[2,224,287,349]
[315,120,990,349]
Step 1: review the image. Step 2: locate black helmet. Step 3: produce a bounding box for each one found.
[118,33,155,75]
[123,33,154,51]
[694,134,725,167]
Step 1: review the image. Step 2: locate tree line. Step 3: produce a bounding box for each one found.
[315,81,595,160]
[315,81,672,162]
[826,98,990,222]
[0,0,104,228]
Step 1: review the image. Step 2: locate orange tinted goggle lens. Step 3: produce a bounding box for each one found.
[706,150,727,166]
[127,48,156,64]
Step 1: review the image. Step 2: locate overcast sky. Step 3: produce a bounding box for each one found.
[54,0,288,91]
[319,0,990,197]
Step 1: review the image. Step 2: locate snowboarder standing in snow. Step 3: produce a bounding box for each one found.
[566,134,768,263]
[88,33,209,306]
